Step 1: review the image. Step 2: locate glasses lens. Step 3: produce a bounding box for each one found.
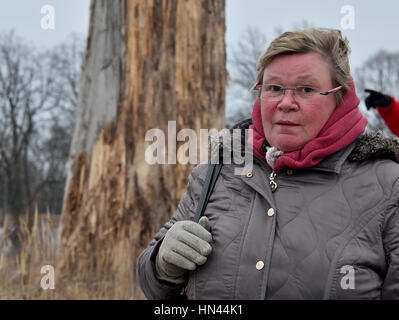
[295,86,316,99]
[264,85,284,98]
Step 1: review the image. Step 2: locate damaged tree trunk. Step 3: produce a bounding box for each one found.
[57,0,226,299]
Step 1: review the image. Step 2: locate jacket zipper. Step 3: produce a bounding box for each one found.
[269,171,278,192]
[250,153,279,193]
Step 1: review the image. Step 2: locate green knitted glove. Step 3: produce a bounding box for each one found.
[155,216,212,284]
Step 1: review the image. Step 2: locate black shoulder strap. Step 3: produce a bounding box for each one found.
[193,162,223,223]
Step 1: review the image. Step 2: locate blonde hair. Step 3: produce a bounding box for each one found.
[255,28,351,105]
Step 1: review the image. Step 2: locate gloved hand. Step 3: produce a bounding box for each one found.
[365,89,392,110]
[155,216,212,284]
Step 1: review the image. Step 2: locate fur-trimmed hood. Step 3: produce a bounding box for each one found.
[348,131,399,163]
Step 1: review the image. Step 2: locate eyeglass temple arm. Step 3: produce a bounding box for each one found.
[319,86,342,95]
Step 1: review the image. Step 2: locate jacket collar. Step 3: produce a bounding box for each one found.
[309,141,357,174]
[348,131,399,163]
[315,131,399,173]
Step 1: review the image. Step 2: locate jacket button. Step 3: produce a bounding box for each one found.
[246,172,253,178]
[256,261,264,270]
[287,169,293,175]
[267,208,275,216]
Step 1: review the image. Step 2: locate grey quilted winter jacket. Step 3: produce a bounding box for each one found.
[136,119,399,300]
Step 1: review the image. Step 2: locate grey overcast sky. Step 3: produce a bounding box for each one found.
[226,0,399,70]
[0,0,398,69]
[0,0,90,48]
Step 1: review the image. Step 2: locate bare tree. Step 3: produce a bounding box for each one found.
[0,32,48,213]
[354,50,399,135]
[226,26,267,127]
[57,0,226,299]
[0,31,53,249]
[35,33,85,214]
[0,31,84,251]
[45,33,84,126]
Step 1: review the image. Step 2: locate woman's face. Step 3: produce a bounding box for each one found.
[260,52,338,152]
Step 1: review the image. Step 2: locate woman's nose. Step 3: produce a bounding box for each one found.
[277,90,299,112]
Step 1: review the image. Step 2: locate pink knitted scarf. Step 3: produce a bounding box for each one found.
[248,79,368,172]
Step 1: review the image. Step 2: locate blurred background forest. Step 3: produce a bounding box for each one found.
[0,0,398,299]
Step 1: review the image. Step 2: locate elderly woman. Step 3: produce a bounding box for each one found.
[137,28,399,299]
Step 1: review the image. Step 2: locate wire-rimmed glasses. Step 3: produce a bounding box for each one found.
[254,83,342,101]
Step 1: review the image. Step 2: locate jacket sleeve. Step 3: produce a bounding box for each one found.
[381,178,399,299]
[377,97,399,136]
[136,164,207,300]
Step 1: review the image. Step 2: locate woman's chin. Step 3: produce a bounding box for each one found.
[272,136,305,152]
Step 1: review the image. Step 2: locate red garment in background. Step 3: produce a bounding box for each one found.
[377,97,399,136]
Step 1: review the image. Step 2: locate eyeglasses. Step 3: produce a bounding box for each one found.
[254,83,342,101]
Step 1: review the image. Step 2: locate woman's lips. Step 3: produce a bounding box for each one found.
[275,120,299,126]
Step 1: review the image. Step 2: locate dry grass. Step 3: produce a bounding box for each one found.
[0,208,133,300]
[0,208,58,299]
[0,205,145,300]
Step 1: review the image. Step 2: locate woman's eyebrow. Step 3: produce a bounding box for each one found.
[263,74,319,83]
[263,75,281,83]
